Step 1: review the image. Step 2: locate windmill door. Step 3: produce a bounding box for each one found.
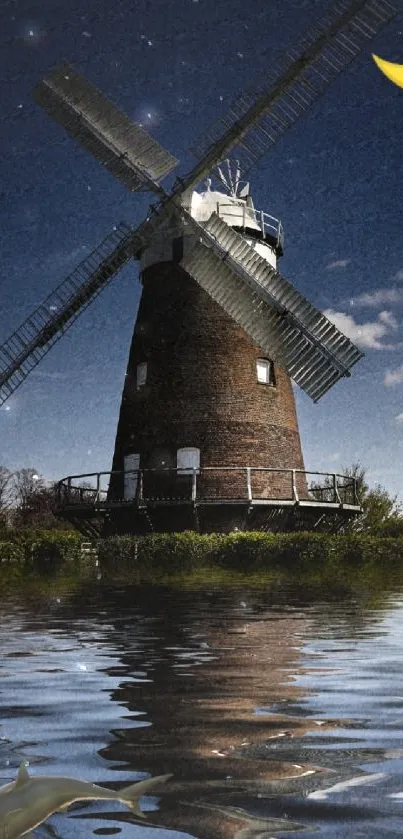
[124,453,140,500]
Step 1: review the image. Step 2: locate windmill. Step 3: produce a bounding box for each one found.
[0,0,397,535]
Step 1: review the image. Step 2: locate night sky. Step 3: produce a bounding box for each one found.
[1,0,403,498]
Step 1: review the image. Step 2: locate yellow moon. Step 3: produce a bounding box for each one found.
[372,54,403,89]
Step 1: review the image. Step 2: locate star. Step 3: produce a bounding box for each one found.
[22,23,45,44]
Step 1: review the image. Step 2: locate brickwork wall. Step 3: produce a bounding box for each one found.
[110,262,306,504]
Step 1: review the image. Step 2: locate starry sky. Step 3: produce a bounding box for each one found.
[0,0,403,499]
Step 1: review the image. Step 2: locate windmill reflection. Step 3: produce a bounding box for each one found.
[97,588,323,839]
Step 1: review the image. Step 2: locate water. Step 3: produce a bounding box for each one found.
[2,580,403,838]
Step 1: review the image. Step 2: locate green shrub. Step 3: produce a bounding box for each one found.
[97,530,403,582]
[0,528,402,584]
[0,529,86,570]
[97,535,139,570]
[26,532,84,569]
[0,541,25,564]
[99,531,224,576]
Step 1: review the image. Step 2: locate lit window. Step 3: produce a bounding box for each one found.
[136,362,147,390]
[177,447,200,475]
[256,358,275,385]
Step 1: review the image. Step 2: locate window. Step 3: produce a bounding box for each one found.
[136,362,147,390]
[256,358,275,386]
[123,453,140,500]
[177,447,200,475]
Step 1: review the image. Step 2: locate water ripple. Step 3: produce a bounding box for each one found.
[1,584,403,838]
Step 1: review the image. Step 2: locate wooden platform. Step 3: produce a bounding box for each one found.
[56,467,362,537]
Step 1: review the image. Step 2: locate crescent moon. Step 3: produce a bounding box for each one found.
[372,54,403,89]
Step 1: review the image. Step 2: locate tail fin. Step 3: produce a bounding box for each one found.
[121,774,172,818]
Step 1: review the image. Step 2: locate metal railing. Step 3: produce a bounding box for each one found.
[215,203,284,252]
[57,467,360,509]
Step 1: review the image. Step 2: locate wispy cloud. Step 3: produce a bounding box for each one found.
[325,258,351,271]
[379,311,399,328]
[394,269,403,283]
[324,308,399,350]
[352,287,403,307]
[30,370,69,381]
[395,412,403,423]
[385,365,403,387]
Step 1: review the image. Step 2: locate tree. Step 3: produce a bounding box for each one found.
[11,468,61,528]
[309,463,403,535]
[12,468,44,515]
[0,466,77,530]
[342,463,403,535]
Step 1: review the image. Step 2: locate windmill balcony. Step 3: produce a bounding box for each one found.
[215,203,284,256]
[56,467,362,537]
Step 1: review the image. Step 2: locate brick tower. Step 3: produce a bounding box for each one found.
[109,185,306,532]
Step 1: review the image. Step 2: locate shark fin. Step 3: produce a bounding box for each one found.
[15,764,30,788]
[121,774,172,818]
[124,800,145,819]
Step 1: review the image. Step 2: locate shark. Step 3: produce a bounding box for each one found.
[0,763,172,839]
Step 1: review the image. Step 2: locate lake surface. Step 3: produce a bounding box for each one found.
[2,579,403,838]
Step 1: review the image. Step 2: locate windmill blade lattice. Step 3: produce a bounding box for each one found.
[181,212,363,401]
[0,223,139,407]
[1,0,395,407]
[34,62,178,194]
[187,0,396,184]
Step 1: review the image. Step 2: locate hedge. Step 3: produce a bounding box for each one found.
[97,530,403,582]
[0,530,402,585]
[0,529,84,567]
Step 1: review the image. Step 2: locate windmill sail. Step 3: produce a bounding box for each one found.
[34,62,178,194]
[184,0,396,189]
[4,0,389,409]
[0,224,140,407]
[181,213,363,401]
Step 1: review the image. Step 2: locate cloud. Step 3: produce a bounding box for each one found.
[385,365,403,387]
[379,311,399,328]
[352,287,403,307]
[395,412,403,423]
[394,269,403,283]
[325,259,351,271]
[324,308,399,350]
[30,370,69,381]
